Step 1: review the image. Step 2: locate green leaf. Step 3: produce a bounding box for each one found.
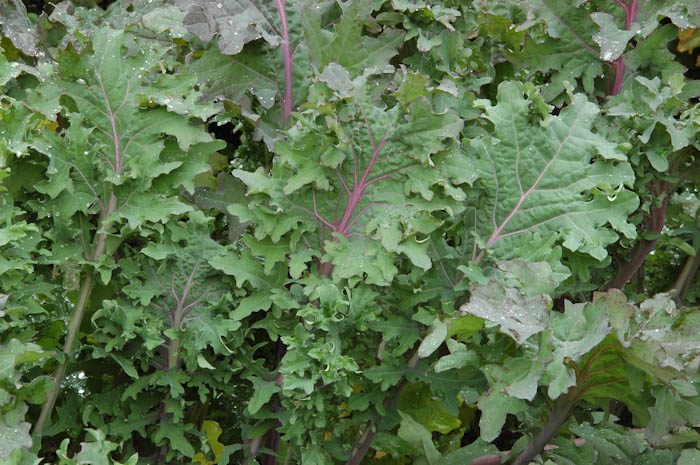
[141,6,189,39]
[303,0,404,76]
[477,390,526,443]
[647,387,700,445]
[448,315,485,342]
[437,439,500,465]
[28,26,215,239]
[566,420,647,464]
[243,235,289,274]
[178,0,280,54]
[513,1,605,100]
[625,24,686,80]
[397,411,441,465]
[154,421,195,458]
[0,413,31,460]
[210,249,279,290]
[397,237,431,270]
[591,12,637,62]
[118,194,192,229]
[544,300,610,399]
[0,1,41,57]
[318,63,355,99]
[16,375,53,404]
[0,339,44,383]
[300,444,332,465]
[183,172,249,242]
[323,236,399,286]
[373,432,421,458]
[502,358,542,401]
[248,376,281,415]
[471,81,638,261]
[460,278,550,345]
[678,449,700,465]
[75,429,119,465]
[397,383,461,434]
[188,45,280,115]
[435,352,480,375]
[418,318,447,358]
[232,291,272,321]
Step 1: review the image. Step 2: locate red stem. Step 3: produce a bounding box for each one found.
[275,0,293,123]
[335,131,390,236]
[609,57,626,96]
[608,0,639,96]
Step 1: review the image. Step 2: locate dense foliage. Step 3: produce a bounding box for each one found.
[0,0,699,464]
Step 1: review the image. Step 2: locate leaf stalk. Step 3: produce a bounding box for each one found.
[34,192,118,437]
[275,0,293,123]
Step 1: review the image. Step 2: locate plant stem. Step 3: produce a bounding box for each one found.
[346,430,377,465]
[344,349,420,465]
[608,0,639,96]
[511,393,575,465]
[167,337,182,370]
[34,192,117,437]
[671,253,700,302]
[606,182,671,290]
[275,0,293,123]
[34,274,95,436]
[335,136,389,236]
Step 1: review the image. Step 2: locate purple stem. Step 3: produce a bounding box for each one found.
[608,0,639,96]
[275,0,293,123]
[335,130,390,236]
[606,181,671,290]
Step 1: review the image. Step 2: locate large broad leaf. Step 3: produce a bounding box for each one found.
[187,44,280,115]
[29,28,215,235]
[471,81,638,262]
[460,260,558,345]
[231,70,468,283]
[95,212,237,364]
[460,279,550,345]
